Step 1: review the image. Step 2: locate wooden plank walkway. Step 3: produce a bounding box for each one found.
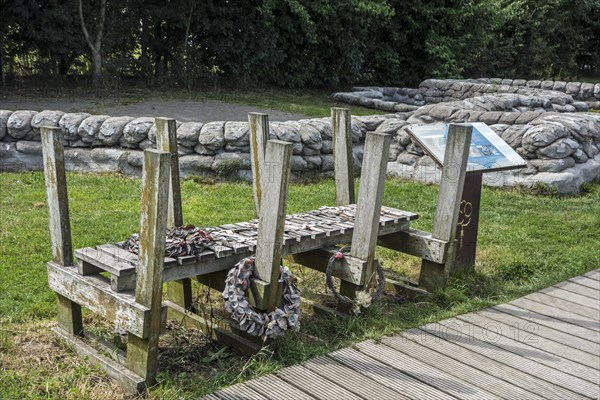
[203,270,600,400]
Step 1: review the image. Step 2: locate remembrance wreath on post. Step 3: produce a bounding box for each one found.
[222,257,301,339]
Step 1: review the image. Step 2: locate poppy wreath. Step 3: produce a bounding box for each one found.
[326,245,385,314]
[222,257,301,339]
[123,225,214,257]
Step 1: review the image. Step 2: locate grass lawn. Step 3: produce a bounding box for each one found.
[0,171,598,399]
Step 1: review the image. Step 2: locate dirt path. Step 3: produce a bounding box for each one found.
[0,94,310,122]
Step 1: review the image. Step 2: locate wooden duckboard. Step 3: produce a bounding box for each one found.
[74,204,420,284]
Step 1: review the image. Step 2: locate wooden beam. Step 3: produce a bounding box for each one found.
[165,301,263,356]
[52,327,146,395]
[377,228,449,264]
[254,140,292,311]
[249,112,269,217]
[155,118,194,313]
[154,118,182,227]
[350,132,391,288]
[126,149,170,383]
[292,248,367,285]
[419,124,472,292]
[41,126,73,266]
[332,108,355,205]
[47,262,152,339]
[40,126,83,337]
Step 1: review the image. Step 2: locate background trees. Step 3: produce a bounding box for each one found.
[0,0,598,88]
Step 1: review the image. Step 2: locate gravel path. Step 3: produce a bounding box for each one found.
[0,96,309,122]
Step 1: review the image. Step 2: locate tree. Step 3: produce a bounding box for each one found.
[78,0,107,85]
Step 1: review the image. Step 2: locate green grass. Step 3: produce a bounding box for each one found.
[71,87,385,117]
[1,172,599,399]
[166,88,387,117]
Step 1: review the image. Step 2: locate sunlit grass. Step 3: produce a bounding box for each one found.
[1,171,598,399]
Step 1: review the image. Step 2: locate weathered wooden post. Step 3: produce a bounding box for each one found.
[253,140,292,311]
[126,149,171,384]
[249,112,270,217]
[454,172,483,270]
[155,118,193,312]
[350,132,391,292]
[41,126,83,337]
[332,107,355,205]
[419,124,472,291]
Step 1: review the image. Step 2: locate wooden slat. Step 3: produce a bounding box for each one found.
[569,276,600,290]
[96,244,138,265]
[434,319,598,398]
[302,355,408,400]
[554,280,600,300]
[245,374,315,400]
[380,335,547,400]
[456,312,600,376]
[493,303,600,343]
[75,248,136,276]
[332,107,355,206]
[176,255,197,265]
[485,305,600,355]
[524,292,600,321]
[218,383,268,400]
[328,347,455,400]
[510,297,600,332]
[583,269,600,280]
[277,365,362,400]
[409,327,587,400]
[541,286,600,309]
[96,244,176,267]
[78,205,415,286]
[355,340,502,400]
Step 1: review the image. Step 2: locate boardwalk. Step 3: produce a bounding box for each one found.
[204,269,600,400]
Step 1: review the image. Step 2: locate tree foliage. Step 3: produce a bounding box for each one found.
[1,0,598,88]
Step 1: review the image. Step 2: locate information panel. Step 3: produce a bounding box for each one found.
[406,122,526,173]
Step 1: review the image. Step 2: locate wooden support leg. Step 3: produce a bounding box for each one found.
[56,293,83,336]
[453,172,483,271]
[342,132,391,308]
[155,118,193,311]
[126,149,171,383]
[249,112,270,217]
[253,140,292,311]
[419,124,472,292]
[41,126,84,337]
[332,107,355,205]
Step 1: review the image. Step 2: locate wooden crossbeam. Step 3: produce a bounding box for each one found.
[47,262,158,339]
